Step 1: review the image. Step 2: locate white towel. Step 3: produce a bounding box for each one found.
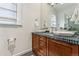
[8,38,16,55]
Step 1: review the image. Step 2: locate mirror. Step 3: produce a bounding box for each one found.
[51,3,79,31]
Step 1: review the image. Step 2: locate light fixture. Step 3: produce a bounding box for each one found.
[50,3,64,6]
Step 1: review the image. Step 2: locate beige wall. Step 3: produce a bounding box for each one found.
[40,3,54,28]
[0,3,53,56]
[0,3,41,56]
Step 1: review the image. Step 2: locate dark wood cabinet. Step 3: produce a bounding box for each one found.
[39,36,47,56]
[48,38,72,56]
[32,34,39,55]
[32,33,79,56]
[32,33,47,56]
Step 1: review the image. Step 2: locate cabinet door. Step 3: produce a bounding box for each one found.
[48,39,60,56]
[32,34,39,54]
[38,36,47,56]
[48,38,72,56]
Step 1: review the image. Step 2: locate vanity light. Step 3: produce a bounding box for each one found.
[50,3,64,6]
[50,3,54,5]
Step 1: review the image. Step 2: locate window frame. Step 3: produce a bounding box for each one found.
[0,3,22,27]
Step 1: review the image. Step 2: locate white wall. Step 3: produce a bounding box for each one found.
[56,3,78,28]
[0,3,41,56]
[40,4,54,28]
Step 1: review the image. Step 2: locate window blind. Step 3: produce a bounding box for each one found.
[0,3,17,24]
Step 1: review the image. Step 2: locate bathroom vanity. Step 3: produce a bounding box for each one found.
[32,32,79,56]
[32,3,79,56]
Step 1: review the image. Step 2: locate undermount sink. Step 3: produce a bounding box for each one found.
[52,30,77,36]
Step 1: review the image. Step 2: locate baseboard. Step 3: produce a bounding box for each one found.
[13,48,32,56]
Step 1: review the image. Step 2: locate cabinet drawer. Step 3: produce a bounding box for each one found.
[39,47,47,56]
[40,36,47,42]
[39,40,46,47]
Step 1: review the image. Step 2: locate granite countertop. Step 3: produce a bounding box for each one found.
[32,32,79,45]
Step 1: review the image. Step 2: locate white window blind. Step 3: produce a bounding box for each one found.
[0,3,17,24]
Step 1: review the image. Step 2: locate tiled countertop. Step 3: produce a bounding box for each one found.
[32,32,79,45]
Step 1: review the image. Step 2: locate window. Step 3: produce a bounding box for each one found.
[0,3,21,26]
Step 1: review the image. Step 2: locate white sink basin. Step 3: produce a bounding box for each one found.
[53,30,76,36]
